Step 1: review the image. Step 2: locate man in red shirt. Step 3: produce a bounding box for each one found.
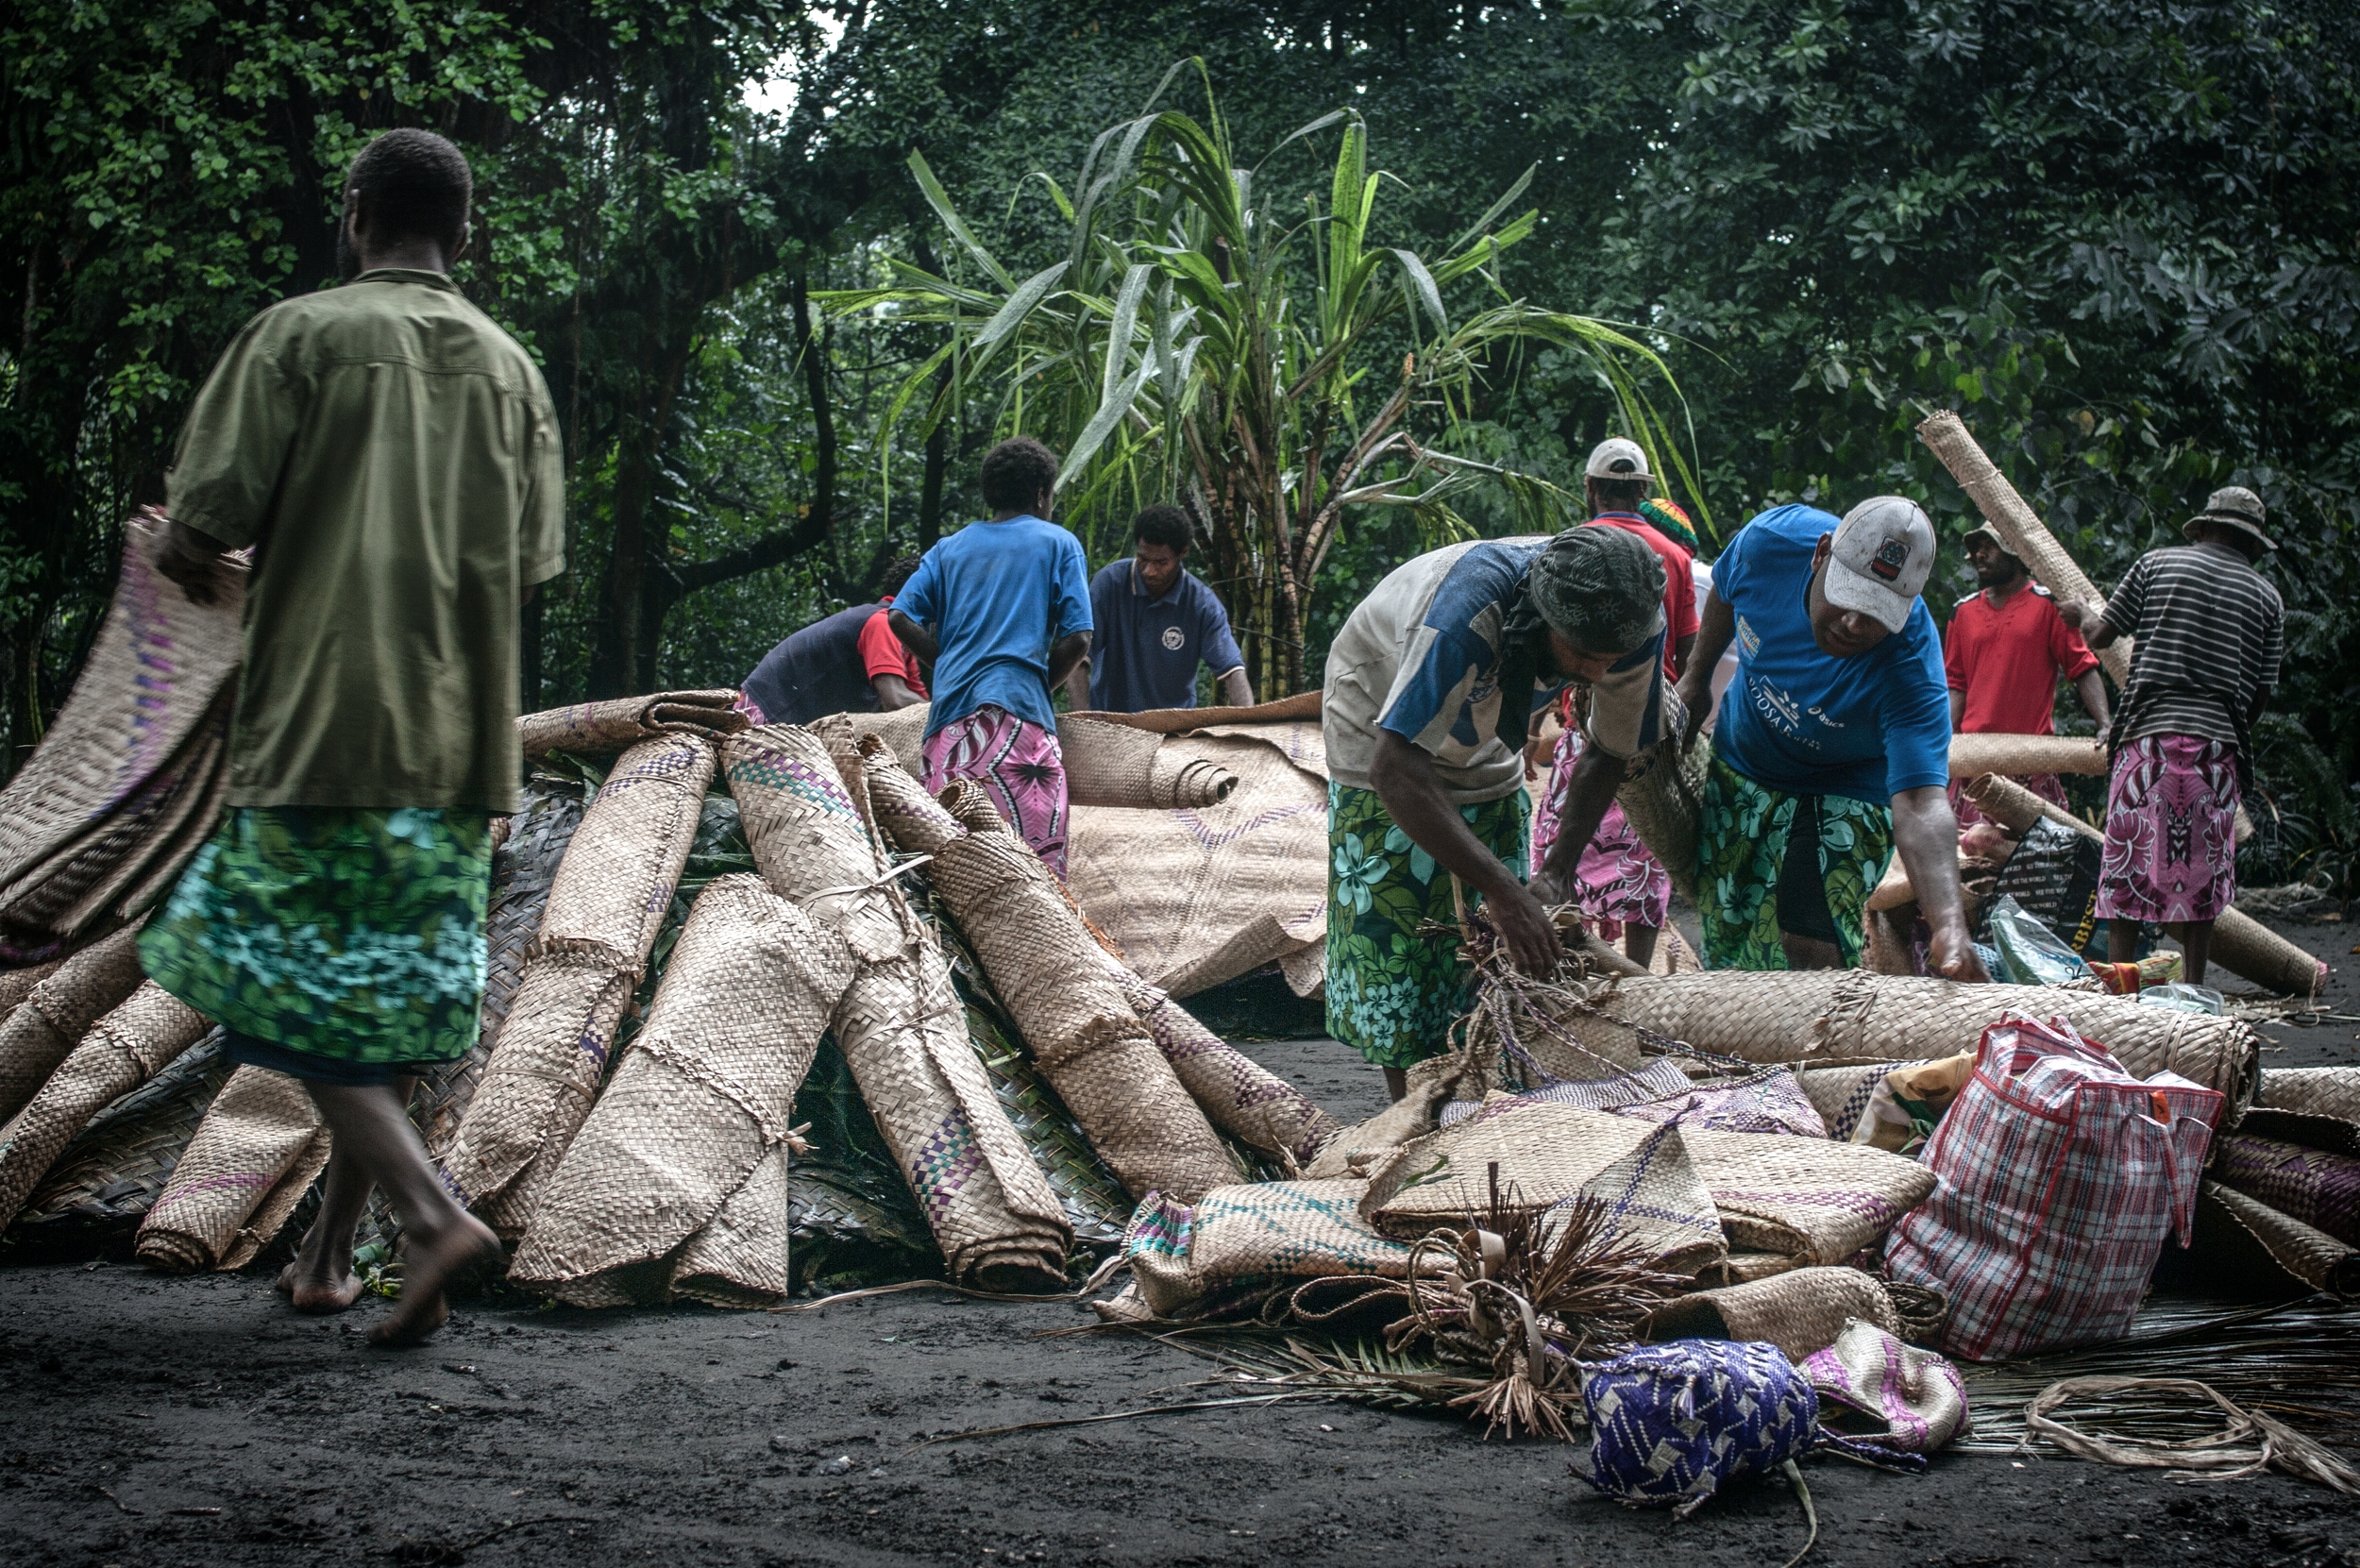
[1944,525,2109,824]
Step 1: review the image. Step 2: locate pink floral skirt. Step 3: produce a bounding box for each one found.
[2094,734,2239,925]
[1531,725,1671,937]
[920,704,1071,879]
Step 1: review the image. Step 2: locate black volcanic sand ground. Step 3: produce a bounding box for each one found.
[2,912,2356,1568]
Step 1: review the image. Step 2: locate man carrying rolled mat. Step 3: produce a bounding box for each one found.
[140,128,560,1344]
[1944,523,2109,826]
[2058,486,2284,986]
[734,555,928,726]
[1323,526,1672,1099]
[1677,498,1989,980]
[889,436,1093,877]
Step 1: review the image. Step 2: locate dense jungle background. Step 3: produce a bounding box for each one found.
[5,0,2358,881]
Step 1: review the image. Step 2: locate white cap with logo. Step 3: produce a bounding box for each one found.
[1584,437,1653,483]
[1824,497,1936,634]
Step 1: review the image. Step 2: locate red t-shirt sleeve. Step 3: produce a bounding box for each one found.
[858,605,928,696]
[1665,550,1700,642]
[2045,595,2100,680]
[1943,603,1975,693]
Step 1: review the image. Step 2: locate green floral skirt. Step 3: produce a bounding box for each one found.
[1324,781,1530,1071]
[139,807,492,1067]
[1695,752,1893,970]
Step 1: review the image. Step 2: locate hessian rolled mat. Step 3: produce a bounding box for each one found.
[2191,1178,2358,1301]
[723,725,1071,1290]
[516,690,749,758]
[0,980,211,1228]
[442,734,715,1239]
[2258,1067,2360,1126]
[1949,732,2106,780]
[509,875,857,1307]
[925,784,1239,1204]
[1612,683,1709,902]
[1964,772,2324,997]
[1585,969,2259,1110]
[1644,1266,1901,1363]
[8,1030,228,1239]
[1057,712,1238,809]
[0,922,150,1125]
[134,1064,332,1273]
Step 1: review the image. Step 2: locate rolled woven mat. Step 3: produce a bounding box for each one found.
[2257,1066,2360,1125]
[0,980,211,1227]
[1074,690,1323,735]
[133,1064,331,1273]
[1109,968,1338,1171]
[724,725,1071,1289]
[0,922,150,1124]
[1058,713,1239,809]
[1965,772,2320,997]
[2215,1134,2358,1246]
[509,875,857,1307]
[2191,1178,2358,1300]
[1796,1060,1910,1142]
[857,733,967,853]
[104,717,235,924]
[1948,733,2106,779]
[517,690,748,758]
[0,955,68,1020]
[442,736,713,1239]
[8,1031,225,1239]
[1644,1266,1900,1362]
[1613,684,1709,902]
[925,792,1238,1204]
[1682,1127,1937,1265]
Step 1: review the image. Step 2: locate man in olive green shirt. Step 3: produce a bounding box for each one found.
[141,128,562,1346]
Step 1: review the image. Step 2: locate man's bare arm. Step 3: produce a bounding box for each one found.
[2073,668,2110,731]
[1216,665,1253,707]
[1047,631,1091,691]
[1531,745,1627,905]
[1673,590,1735,739]
[2056,599,2119,650]
[1948,688,1965,733]
[1370,732,1559,976]
[154,517,236,606]
[887,608,938,675]
[1891,784,1989,983]
[872,672,923,712]
[1062,664,1092,712]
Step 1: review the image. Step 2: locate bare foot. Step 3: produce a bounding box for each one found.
[369,1215,501,1349]
[276,1260,365,1314]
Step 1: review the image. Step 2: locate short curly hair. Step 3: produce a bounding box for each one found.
[345,128,472,251]
[1132,504,1194,553]
[978,436,1061,513]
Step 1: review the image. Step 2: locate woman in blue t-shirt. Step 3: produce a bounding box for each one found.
[1673,497,1988,979]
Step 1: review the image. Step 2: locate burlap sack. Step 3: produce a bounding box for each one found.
[517,690,748,757]
[1683,1127,1937,1264]
[509,876,857,1307]
[0,980,211,1227]
[1109,968,1338,1170]
[134,1065,331,1273]
[1124,1177,1415,1319]
[8,1032,228,1237]
[1612,685,1709,902]
[925,809,1237,1203]
[2258,1067,2360,1126]
[0,923,150,1124]
[1644,1266,1900,1362]
[1948,733,2107,779]
[724,725,1070,1289]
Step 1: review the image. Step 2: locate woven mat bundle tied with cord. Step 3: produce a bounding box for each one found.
[724,724,1070,1291]
[1611,684,1710,903]
[1116,1177,1419,1320]
[509,875,857,1307]
[5,1032,229,1241]
[444,733,716,1239]
[135,1064,331,1273]
[517,690,748,758]
[0,923,151,1125]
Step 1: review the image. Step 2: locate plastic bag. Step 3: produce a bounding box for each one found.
[1989,894,2093,986]
[2137,982,2225,1016]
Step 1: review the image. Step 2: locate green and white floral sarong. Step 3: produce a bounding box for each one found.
[139,806,492,1067]
[1695,752,1893,970]
[1324,781,1530,1071]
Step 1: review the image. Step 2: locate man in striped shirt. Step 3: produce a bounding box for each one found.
[2059,486,2284,984]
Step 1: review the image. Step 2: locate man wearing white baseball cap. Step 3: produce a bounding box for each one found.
[1675,497,1988,979]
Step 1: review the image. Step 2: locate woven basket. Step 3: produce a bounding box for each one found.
[0,979,211,1228]
[1110,967,1338,1170]
[2215,1133,2358,1246]
[1682,1126,1936,1265]
[0,923,150,1125]
[2192,1178,2358,1300]
[1948,733,2106,780]
[509,875,857,1307]
[2257,1067,2360,1126]
[1612,684,1709,902]
[724,725,1071,1290]
[8,1032,228,1235]
[134,1064,330,1273]
[516,690,748,758]
[1644,1266,1899,1361]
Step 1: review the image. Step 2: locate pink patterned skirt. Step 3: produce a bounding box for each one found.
[920,704,1071,879]
[1531,725,1671,937]
[2094,733,2240,924]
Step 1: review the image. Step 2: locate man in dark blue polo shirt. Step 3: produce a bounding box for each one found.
[1066,506,1253,714]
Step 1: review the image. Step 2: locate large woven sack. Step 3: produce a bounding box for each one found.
[1123,1177,1415,1319]
[1357,1099,1727,1275]
[1612,684,1709,902]
[724,725,1070,1289]
[7,1032,228,1238]
[134,1065,331,1273]
[2258,1067,2360,1125]
[0,923,150,1124]
[1947,733,2106,779]
[509,876,857,1307]
[2214,1134,2358,1246]
[1684,1125,1936,1265]
[0,980,211,1227]
[1887,1014,2224,1358]
[1109,968,1337,1170]
[1644,1265,1900,1362]
[517,690,748,757]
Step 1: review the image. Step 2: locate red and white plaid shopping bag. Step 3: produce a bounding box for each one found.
[1885,1011,2223,1361]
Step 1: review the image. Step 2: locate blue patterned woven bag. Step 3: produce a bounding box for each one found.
[1578,1340,1820,1514]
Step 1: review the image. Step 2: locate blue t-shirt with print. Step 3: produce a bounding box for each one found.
[895,515,1092,739]
[1086,560,1246,713]
[1709,503,1950,804]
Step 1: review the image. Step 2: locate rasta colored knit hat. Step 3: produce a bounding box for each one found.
[1640,497,1699,555]
[1525,524,1666,655]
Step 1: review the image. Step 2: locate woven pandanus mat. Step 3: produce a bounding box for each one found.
[726,725,1070,1290]
[134,1063,330,1273]
[8,1031,228,1237]
[2258,1067,2360,1126]
[0,980,211,1228]
[0,955,68,1020]
[927,816,1236,1203]
[1796,1061,1910,1143]
[2216,1134,2358,1247]
[1057,713,1238,808]
[0,923,150,1125]
[1644,1265,1899,1362]
[517,690,747,758]
[538,734,716,959]
[1124,1178,1417,1319]
[1948,733,2106,779]
[858,734,967,854]
[0,516,245,919]
[1613,684,1710,902]
[2192,1178,2358,1300]
[1683,1126,1936,1265]
[1110,967,1337,1170]
[511,875,856,1307]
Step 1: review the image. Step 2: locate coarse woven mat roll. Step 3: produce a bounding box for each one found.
[1683,1126,1937,1264]
[1644,1266,1899,1363]
[2216,1134,2358,1247]
[536,734,716,959]
[1796,1060,1910,1143]
[724,725,1070,1289]
[0,923,150,1125]
[924,799,1238,1204]
[1109,968,1339,1171]
[8,1031,228,1236]
[0,955,69,1020]
[0,980,211,1228]
[134,1064,330,1273]
[2192,1178,2358,1300]
[0,515,246,927]
[1613,683,1709,902]
[1123,1177,1415,1320]
[858,733,968,853]
[1057,712,1238,809]
[1964,772,2318,997]
[2259,1067,2360,1125]
[510,875,857,1307]
[105,717,236,925]
[517,690,748,758]
[1588,969,2260,1111]
[1073,690,1323,734]
[1948,733,2106,780]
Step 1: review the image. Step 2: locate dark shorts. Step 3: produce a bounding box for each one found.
[220,1029,441,1087]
